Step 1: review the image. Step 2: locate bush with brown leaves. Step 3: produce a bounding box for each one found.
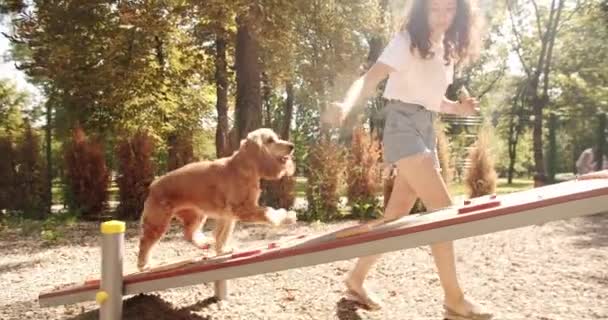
[302,139,345,222]
[346,127,383,219]
[0,136,17,213]
[0,124,49,219]
[15,124,49,219]
[116,131,156,220]
[63,127,110,219]
[464,126,497,198]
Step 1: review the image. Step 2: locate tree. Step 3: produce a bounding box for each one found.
[234,5,263,143]
[14,122,48,218]
[506,0,582,180]
[0,79,26,137]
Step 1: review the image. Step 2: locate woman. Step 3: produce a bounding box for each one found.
[576,147,608,175]
[323,0,493,319]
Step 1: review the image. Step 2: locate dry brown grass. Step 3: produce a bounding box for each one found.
[464,125,498,198]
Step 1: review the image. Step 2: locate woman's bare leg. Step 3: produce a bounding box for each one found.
[394,152,491,317]
[344,165,419,308]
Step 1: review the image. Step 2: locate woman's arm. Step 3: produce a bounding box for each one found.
[439,97,460,114]
[322,62,393,126]
[575,150,592,174]
[577,169,608,180]
[439,96,479,116]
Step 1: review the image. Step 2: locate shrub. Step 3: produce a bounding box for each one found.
[345,126,383,220]
[301,138,345,222]
[14,124,49,219]
[0,136,17,212]
[261,176,296,210]
[464,126,498,198]
[116,131,156,220]
[63,126,110,219]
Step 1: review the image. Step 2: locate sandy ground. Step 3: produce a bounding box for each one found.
[1,212,607,320]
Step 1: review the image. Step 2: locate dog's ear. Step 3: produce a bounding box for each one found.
[240,135,265,164]
[246,131,265,147]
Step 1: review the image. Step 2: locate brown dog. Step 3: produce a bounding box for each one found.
[137,128,297,270]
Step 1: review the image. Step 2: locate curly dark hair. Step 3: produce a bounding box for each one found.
[402,0,482,66]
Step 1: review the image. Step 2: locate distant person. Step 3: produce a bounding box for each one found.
[576,147,608,175]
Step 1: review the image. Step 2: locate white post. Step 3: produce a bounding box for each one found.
[97,220,125,320]
[214,280,228,300]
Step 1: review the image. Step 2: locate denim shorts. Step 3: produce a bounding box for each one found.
[382,100,440,169]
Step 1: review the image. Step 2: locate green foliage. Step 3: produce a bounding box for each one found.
[192,128,219,161]
[0,79,27,137]
[3,0,607,224]
[494,127,534,177]
[11,0,213,140]
[0,210,78,243]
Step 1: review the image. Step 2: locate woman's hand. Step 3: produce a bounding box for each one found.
[321,102,346,127]
[457,97,480,116]
[322,62,393,127]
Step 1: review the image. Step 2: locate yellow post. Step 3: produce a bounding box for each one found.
[99,220,125,320]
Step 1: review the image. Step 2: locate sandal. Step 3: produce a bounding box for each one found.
[443,304,493,320]
[343,280,383,311]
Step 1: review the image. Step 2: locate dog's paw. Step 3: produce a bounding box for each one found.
[192,232,215,249]
[266,208,288,226]
[266,208,298,226]
[280,210,298,225]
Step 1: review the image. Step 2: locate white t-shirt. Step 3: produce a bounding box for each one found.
[377,31,454,112]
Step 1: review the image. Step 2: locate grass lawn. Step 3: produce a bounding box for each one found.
[294,176,534,199]
[49,175,533,211]
[52,176,533,204]
[447,178,534,197]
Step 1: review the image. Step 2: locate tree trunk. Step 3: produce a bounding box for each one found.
[167,132,195,171]
[507,126,518,184]
[262,72,272,128]
[235,11,262,141]
[215,32,230,158]
[530,0,565,181]
[282,81,294,139]
[547,113,557,182]
[507,84,526,184]
[45,97,53,215]
[532,96,545,177]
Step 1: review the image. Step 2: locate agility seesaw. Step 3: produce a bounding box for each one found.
[38,178,608,319]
